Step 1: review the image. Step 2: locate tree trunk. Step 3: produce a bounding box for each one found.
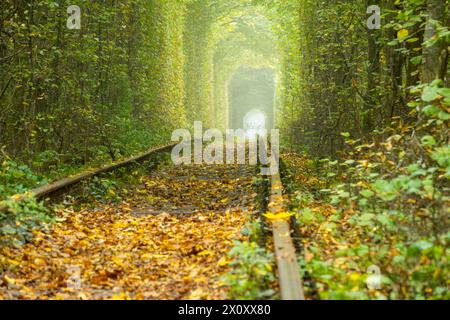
[365,0,381,132]
[422,0,448,83]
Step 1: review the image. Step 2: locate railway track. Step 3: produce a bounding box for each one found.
[268,168,305,300]
[1,142,305,300]
[0,144,176,214]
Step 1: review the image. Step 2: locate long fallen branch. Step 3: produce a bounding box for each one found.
[0,143,176,213]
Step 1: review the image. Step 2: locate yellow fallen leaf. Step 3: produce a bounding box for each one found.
[263,212,293,221]
[349,273,361,281]
[217,256,230,267]
[188,288,206,300]
[141,253,167,259]
[111,292,131,300]
[34,258,46,266]
[4,275,16,285]
[111,256,124,266]
[7,259,20,266]
[11,194,23,201]
[198,250,213,256]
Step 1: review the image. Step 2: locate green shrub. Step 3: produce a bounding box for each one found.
[222,222,276,300]
[0,195,53,247]
[0,160,47,199]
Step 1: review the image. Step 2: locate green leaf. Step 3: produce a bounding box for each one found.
[423,104,442,117]
[437,88,450,97]
[421,135,436,146]
[421,86,439,102]
[438,111,450,121]
[360,189,374,198]
[377,214,391,226]
[358,213,375,226]
[410,56,422,65]
[406,37,419,43]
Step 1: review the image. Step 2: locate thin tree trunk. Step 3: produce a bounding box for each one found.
[422,0,448,83]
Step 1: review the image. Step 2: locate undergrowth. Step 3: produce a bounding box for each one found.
[221,220,277,300]
[283,82,449,300]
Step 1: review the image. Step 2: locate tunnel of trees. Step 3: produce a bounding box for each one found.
[0,0,449,300]
[228,67,275,130]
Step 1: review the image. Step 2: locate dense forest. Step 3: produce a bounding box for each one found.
[0,0,449,300]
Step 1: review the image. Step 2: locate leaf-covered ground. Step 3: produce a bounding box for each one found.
[0,163,257,300]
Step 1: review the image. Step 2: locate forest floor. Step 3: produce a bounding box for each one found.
[1,149,447,300]
[0,162,258,300]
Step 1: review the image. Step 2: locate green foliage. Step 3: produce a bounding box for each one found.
[85,177,121,204]
[311,81,449,299]
[0,0,187,174]
[303,233,449,300]
[0,160,47,199]
[0,195,53,247]
[222,222,276,300]
[0,160,53,249]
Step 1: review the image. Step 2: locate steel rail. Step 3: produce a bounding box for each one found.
[0,143,176,213]
[266,154,305,300]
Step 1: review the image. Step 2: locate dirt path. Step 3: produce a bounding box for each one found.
[0,162,257,300]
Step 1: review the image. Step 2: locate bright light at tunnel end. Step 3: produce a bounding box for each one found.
[244,109,267,141]
[170,121,279,176]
